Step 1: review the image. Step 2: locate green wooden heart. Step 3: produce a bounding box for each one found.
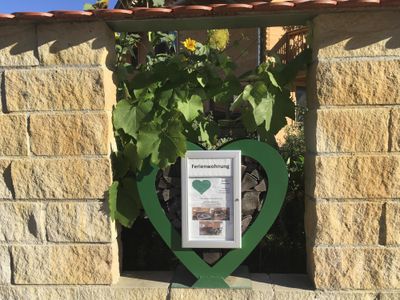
[192,180,211,195]
[137,139,288,288]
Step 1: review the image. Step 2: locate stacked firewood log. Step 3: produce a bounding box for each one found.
[156,156,268,265]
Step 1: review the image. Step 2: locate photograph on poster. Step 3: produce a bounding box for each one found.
[192,207,230,221]
[199,221,223,236]
[182,151,241,248]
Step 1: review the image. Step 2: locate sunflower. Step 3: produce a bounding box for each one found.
[182,38,197,52]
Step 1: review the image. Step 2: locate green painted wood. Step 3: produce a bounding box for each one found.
[107,12,314,32]
[137,139,288,288]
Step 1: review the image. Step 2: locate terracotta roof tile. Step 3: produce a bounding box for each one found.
[12,12,53,19]
[0,13,15,20]
[92,9,134,17]
[0,1,398,22]
[172,5,213,16]
[49,10,93,18]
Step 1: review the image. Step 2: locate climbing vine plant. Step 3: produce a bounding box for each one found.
[107,28,311,227]
[86,1,311,227]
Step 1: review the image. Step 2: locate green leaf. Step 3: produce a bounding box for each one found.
[278,89,295,119]
[267,71,280,89]
[113,99,153,139]
[124,142,142,172]
[113,100,137,138]
[157,89,173,110]
[198,118,218,148]
[131,72,159,89]
[241,107,258,132]
[254,96,274,129]
[198,122,210,146]
[242,84,256,108]
[111,151,129,180]
[158,120,186,168]
[213,75,242,103]
[251,82,269,103]
[108,178,141,228]
[177,94,203,122]
[269,90,294,134]
[137,123,161,161]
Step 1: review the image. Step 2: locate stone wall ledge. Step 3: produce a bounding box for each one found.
[1,273,398,300]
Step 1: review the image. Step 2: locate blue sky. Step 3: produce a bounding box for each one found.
[0,0,118,13]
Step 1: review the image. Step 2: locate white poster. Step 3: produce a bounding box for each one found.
[189,176,234,241]
[182,151,241,248]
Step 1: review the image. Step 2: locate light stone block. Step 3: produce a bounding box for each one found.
[37,22,116,68]
[112,273,170,300]
[4,67,108,112]
[305,155,400,199]
[77,287,112,300]
[46,202,113,242]
[310,247,400,289]
[251,273,274,299]
[113,288,169,300]
[0,286,78,300]
[11,158,111,199]
[169,288,255,300]
[306,108,390,153]
[304,197,317,244]
[103,68,117,111]
[313,12,400,59]
[0,160,13,199]
[0,246,10,284]
[0,70,3,113]
[315,291,378,300]
[270,274,314,300]
[308,60,400,107]
[12,243,118,284]
[305,199,383,245]
[0,202,43,242]
[390,109,400,152]
[110,272,171,299]
[386,202,400,245]
[0,24,39,67]
[380,292,400,300]
[30,112,110,156]
[113,271,171,300]
[0,114,28,156]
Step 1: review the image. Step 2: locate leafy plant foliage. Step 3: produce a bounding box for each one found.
[109,29,310,227]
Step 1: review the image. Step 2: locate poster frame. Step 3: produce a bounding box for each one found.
[181,150,241,248]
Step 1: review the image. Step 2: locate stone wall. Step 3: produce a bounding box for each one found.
[0,11,399,299]
[0,20,119,292]
[306,11,400,290]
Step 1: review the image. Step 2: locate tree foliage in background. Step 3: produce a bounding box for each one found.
[84,0,109,10]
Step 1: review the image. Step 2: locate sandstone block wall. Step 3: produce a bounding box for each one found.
[1,11,399,298]
[0,21,119,289]
[306,11,400,290]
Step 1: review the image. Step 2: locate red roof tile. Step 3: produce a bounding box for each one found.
[0,1,397,22]
[49,10,93,18]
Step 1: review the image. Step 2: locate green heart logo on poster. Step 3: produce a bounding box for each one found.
[137,139,288,288]
[192,180,211,195]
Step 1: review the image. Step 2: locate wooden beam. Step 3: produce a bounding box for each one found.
[107,11,315,32]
